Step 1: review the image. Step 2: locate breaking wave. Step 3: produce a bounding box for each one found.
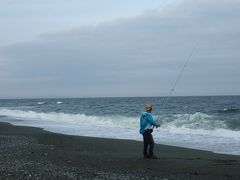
[0,108,240,155]
[0,108,235,131]
[161,112,226,130]
[0,108,139,128]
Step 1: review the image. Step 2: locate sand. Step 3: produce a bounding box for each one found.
[0,122,240,180]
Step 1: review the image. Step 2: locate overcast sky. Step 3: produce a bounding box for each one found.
[0,0,240,98]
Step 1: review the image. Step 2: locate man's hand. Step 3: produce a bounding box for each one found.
[156,124,160,128]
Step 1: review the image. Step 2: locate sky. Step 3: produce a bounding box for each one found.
[0,0,240,98]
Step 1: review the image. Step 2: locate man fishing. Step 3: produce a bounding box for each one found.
[139,104,160,159]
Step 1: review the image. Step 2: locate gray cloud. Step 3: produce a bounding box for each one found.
[1,0,240,98]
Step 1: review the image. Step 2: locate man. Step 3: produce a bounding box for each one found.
[139,104,160,159]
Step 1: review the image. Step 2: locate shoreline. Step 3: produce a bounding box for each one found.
[1,122,240,179]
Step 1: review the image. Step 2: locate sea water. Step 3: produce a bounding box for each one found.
[0,96,240,155]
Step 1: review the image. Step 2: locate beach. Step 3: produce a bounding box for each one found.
[0,122,240,180]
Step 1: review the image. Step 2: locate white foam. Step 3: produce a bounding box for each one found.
[0,108,239,155]
[0,108,139,128]
[162,112,227,130]
[37,102,46,105]
[154,125,240,153]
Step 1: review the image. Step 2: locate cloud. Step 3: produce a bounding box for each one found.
[1,0,240,97]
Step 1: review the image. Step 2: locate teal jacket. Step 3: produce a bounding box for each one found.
[139,112,158,134]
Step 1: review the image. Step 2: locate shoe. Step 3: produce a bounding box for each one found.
[143,155,149,159]
[148,155,158,159]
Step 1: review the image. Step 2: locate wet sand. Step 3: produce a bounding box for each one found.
[0,122,240,180]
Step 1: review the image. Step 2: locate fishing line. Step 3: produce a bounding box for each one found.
[162,43,198,107]
[156,43,198,124]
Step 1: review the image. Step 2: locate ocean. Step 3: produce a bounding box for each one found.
[0,96,240,155]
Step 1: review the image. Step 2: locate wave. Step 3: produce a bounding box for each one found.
[37,102,46,105]
[0,108,235,131]
[218,108,240,113]
[0,106,36,111]
[0,109,231,129]
[0,108,139,128]
[1,108,239,155]
[37,101,64,105]
[159,112,226,130]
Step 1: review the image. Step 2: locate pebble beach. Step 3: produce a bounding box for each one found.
[1,122,240,180]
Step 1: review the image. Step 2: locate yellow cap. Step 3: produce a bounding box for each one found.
[145,104,153,111]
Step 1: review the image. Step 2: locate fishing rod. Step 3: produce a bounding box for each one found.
[163,43,198,107]
[156,43,198,124]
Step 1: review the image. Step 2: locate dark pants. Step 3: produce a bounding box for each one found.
[142,129,155,157]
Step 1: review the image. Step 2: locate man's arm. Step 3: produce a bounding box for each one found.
[146,113,159,127]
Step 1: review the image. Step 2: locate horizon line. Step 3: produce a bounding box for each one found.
[0,94,239,100]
